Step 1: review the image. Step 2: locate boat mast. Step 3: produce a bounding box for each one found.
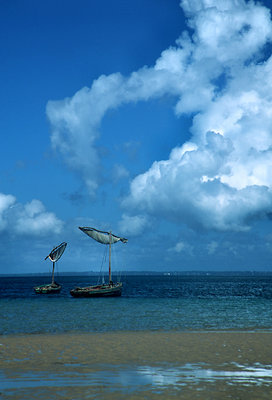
[52,261,55,284]
[109,231,112,283]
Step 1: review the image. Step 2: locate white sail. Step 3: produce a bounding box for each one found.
[45,242,67,262]
[79,227,128,245]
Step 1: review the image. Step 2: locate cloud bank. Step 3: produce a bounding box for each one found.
[0,193,63,236]
[47,0,272,231]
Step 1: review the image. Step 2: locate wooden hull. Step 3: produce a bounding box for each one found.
[70,282,122,298]
[34,283,61,294]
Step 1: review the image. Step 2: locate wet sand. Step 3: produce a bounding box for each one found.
[1,331,272,399]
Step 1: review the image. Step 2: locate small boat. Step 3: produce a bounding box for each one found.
[70,227,127,298]
[34,242,67,294]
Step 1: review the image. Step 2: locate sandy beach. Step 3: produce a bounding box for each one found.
[1,330,272,399]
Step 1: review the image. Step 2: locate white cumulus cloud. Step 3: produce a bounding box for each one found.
[0,194,63,236]
[119,214,149,236]
[47,0,272,231]
[0,193,16,232]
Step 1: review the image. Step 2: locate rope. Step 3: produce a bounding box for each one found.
[96,245,108,285]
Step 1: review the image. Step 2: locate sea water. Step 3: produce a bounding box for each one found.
[1,274,272,399]
[1,273,272,334]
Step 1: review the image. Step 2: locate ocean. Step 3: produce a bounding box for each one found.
[1,273,272,399]
[1,273,272,335]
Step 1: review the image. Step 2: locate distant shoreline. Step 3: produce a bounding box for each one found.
[1,270,272,277]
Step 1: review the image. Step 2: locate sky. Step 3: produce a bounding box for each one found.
[1,0,272,274]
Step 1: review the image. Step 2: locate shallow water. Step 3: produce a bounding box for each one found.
[1,274,272,399]
[1,362,272,390]
[1,330,272,400]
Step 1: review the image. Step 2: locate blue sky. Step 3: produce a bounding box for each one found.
[1,0,272,274]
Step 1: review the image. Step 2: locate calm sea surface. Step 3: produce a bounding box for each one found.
[1,274,272,335]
